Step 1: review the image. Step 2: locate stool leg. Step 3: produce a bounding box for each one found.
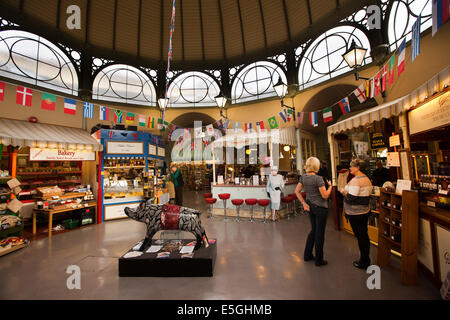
[235,205,240,222]
[223,199,228,221]
[262,207,267,223]
[249,206,254,222]
[287,203,291,220]
[209,204,214,219]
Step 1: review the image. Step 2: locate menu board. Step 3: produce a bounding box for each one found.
[387,152,400,167]
[107,141,143,154]
[157,147,165,157]
[389,135,401,147]
[149,144,157,156]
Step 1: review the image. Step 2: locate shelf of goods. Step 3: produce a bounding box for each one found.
[377,188,419,285]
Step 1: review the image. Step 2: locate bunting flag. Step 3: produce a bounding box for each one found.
[411,15,421,62]
[83,102,94,119]
[339,97,351,115]
[206,124,214,136]
[365,79,371,99]
[279,109,287,123]
[398,38,406,77]
[223,119,230,129]
[114,109,123,123]
[297,112,304,124]
[217,119,224,130]
[388,54,396,85]
[322,107,333,123]
[233,122,240,132]
[99,106,109,121]
[432,0,449,36]
[126,112,135,124]
[64,98,77,115]
[148,116,155,128]
[374,71,381,96]
[309,112,318,127]
[352,84,367,103]
[381,64,388,92]
[41,92,56,111]
[16,86,32,107]
[256,121,265,132]
[370,77,376,98]
[138,114,146,127]
[286,109,294,122]
[0,81,4,101]
[158,118,168,131]
[268,116,278,129]
[245,122,253,133]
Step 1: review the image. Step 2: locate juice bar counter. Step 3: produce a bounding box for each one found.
[211,182,297,220]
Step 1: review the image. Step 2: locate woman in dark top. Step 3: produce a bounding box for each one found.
[295,157,332,267]
[170,165,184,206]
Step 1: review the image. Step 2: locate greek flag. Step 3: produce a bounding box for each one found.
[411,16,421,62]
[83,102,94,119]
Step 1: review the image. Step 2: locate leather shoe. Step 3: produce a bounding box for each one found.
[315,260,328,267]
[353,260,370,270]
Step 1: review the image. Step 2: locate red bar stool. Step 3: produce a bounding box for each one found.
[205,198,217,219]
[245,198,257,222]
[257,199,271,223]
[231,199,244,222]
[288,193,299,216]
[218,193,231,221]
[281,196,294,220]
[203,193,212,199]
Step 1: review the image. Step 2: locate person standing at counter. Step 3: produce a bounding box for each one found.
[266,167,285,222]
[170,165,184,206]
[295,157,332,267]
[371,160,390,187]
[341,159,373,270]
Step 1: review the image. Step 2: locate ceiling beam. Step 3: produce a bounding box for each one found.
[281,0,291,43]
[257,0,268,49]
[19,0,24,14]
[236,0,246,55]
[198,0,205,61]
[85,0,91,44]
[336,0,340,9]
[180,0,185,61]
[56,0,61,30]
[217,0,227,61]
[137,0,142,57]
[159,0,164,62]
[306,0,313,25]
[112,0,118,51]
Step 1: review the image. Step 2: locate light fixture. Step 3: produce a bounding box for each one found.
[283,145,290,152]
[158,95,169,110]
[245,149,251,155]
[215,92,229,119]
[273,78,296,122]
[342,40,368,81]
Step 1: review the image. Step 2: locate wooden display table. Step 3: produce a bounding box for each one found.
[32,203,97,237]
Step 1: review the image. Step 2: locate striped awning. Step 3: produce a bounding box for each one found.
[0,118,102,151]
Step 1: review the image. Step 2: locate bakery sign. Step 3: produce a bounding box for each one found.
[29,148,95,161]
[408,91,450,135]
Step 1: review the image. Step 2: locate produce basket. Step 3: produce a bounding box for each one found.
[62,219,80,230]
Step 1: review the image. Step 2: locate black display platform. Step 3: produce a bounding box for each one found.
[119,239,217,277]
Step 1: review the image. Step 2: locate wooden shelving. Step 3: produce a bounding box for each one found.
[377,188,419,285]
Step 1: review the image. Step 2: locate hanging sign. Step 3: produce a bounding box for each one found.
[370,132,386,149]
[106,141,143,154]
[408,91,450,135]
[389,134,401,147]
[149,144,157,156]
[387,152,400,167]
[29,148,95,161]
[157,147,165,157]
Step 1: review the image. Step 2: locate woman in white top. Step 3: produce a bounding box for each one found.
[266,167,285,222]
[341,159,373,270]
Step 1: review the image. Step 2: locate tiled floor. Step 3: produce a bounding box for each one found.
[0,190,440,300]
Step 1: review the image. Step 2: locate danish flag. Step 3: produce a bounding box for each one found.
[16,86,33,107]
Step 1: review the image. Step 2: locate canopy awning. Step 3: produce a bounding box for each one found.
[0,118,102,151]
[327,96,405,135]
[213,126,297,148]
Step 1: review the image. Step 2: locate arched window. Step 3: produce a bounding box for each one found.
[0,30,78,95]
[167,71,220,108]
[92,64,157,106]
[388,0,432,51]
[298,26,372,90]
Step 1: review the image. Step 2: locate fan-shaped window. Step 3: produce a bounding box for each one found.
[388,0,432,51]
[298,26,372,90]
[92,64,156,106]
[0,30,78,95]
[167,71,220,108]
[231,61,287,104]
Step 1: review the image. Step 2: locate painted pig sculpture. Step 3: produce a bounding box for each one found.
[125,198,209,251]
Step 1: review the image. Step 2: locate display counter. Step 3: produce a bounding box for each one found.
[211,182,297,219]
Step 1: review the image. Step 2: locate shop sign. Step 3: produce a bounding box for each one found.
[29,148,95,161]
[157,147,165,157]
[408,91,450,135]
[106,141,143,154]
[370,132,386,149]
[149,144,157,156]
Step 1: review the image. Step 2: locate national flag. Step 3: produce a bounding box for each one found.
[64,98,77,115]
[432,0,449,36]
[322,107,333,123]
[233,122,240,132]
[114,109,123,123]
[339,97,351,115]
[398,38,406,76]
[279,110,287,123]
[16,86,32,107]
[411,16,421,62]
[138,114,146,127]
[0,81,5,101]
[256,121,265,132]
[245,122,252,133]
[158,118,168,131]
[297,112,304,124]
[99,106,109,121]
[268,116,278,129]
[388,54,396,85]
[352,84,367,103]
[374,71,381,96]
[365,79,371,99]
[223,119,230,129]
[206,124,214,136]
[286,109,294,122]
[126,112,135,124]
[83,102,94,119]
[309,112,318,127]
[41,92,56,111]
[148,116,155,128]
[381,64,388,92]
[217,119,224,130]
[370,76,376,98]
